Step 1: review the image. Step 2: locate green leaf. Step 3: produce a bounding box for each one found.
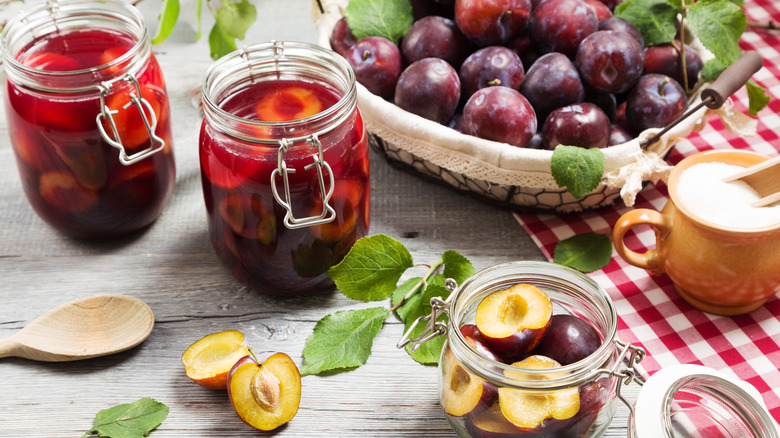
[209,0,258,60]
[208,24,236,60]
[195,0,203,40]
[441,250,475,285]
[550,146,606,199]
[701,58,728,82]
[746,79,770,116]
[687,0,745,65]
[328,234,414,302]
[151,0,180,45]
[392,277,425,323]
[614,0,679,46]
[345,0,413,45]
[301,307,390,375]
[87,398,169,438]
[553,232,612,273]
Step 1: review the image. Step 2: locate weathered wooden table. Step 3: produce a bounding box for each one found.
[0,0,638,435]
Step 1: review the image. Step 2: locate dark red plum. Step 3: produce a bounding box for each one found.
[608,123,633,145]
[463,87,537,148]
[460,324,502,362]
[584,0,612,21]
[395,58,461,124]
[598,17,644,48]
[519,52,585,122]
[459,46,525,100]
[625,73,687,135]
[534,314,602,365]
[345,36,401,98]
[541,103,610,150]
[455,0,532,47]
[575,30,643,94]
[643,41,703,90]
[401,15,471,68]
[529,0,598,58]
[329,17,356,56]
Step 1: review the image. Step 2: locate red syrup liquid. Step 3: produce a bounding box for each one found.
[4,28,175,238]
[199,79,369,295]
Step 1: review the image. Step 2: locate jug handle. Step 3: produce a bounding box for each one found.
[613,209,669,276]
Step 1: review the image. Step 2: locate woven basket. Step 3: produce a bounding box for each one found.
[311,0,748,213]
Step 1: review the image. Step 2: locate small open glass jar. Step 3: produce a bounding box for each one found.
[400,261,644,438]
[199,41,369,296]
[1,0,175,239]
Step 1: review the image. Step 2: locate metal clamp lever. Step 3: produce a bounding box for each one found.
[271,134,336,229]
[96,74,166,166]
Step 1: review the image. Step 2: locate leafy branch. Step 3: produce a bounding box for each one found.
[300,234,474,375]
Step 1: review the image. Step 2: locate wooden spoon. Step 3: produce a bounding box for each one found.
[723,155,780,207]
[0,294,154,362]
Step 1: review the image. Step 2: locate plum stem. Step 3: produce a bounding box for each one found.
[389,261,443,311]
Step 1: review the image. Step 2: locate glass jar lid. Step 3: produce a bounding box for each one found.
[631,364,779,438]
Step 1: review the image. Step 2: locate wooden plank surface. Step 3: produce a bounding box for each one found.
[0,0,638,436]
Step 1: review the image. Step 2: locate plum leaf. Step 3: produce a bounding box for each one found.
[442,250,475,285]
[301,307,390,375]
[614,0,679,46]
[208,0,257,60]
[151,0,180,45]
[746,79,771,116]
[550,146,605,199]
[392,277,426,323]
[687,0,745,65]
[84,398,169,438]
[345,0,413,45]
[328,234,414,301]
[553,232,612,273]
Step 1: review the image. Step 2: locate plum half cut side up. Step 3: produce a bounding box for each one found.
[475,283,553,363]
[440,346,498,417]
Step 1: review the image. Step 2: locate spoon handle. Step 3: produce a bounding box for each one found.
[0,336,22,359]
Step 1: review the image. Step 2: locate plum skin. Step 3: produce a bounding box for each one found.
[459,46,525,100]
[530,0,599,58]
[395,57,461,124]
[462,86,537,148]
[625,73,687,135]
[575,30,643,94]
[401,15,471,68]
[534,314,602,365]
[541,103,611,150]
[519,52,585,123]
[344,36,402,99]
[455,0,533,47]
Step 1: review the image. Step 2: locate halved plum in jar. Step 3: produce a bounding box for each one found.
[219,190,277,245]
[441,346,497,417]
[466,403,521,438]
[309,178,363,244]
[460,324,502,363]
[475,284,553,363]
[255,86,324,122]
[498,355,580,433]
[39,170,99,213]
[182,329,251,390]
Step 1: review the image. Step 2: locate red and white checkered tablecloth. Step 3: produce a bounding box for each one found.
[514,0,780,421]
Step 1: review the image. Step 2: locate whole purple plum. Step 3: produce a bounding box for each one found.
[395,58,461,124]
[575,30,643,94]
[463,86,537,148]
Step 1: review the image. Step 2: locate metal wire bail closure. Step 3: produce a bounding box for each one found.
[96,73,165,166]
[397,278,459,352]
[271,134,336,229]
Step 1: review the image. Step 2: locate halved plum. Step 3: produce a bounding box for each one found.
[465,403,521,438]
[498,355,580,431]
[441,346,497,417]
[103,83,166,150]
[39,170,99,213]
[460,324,502,363]
[475,284,552,363]
[309,178,363,244]
[255,86,323,122]
[181,329,251,390]
[227,351,302,431]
